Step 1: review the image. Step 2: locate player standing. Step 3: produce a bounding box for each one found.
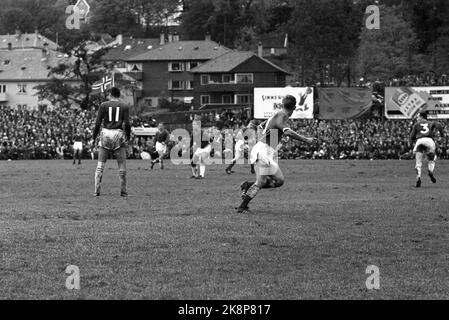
[72,129,84,165]
[409,111,444,188]
[92,87,131,197]
[236,95,317,214]
[151,123,170,170]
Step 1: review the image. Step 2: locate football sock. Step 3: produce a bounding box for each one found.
[95,162,105,194]
[119,169,127,194]
[416,153,423,178]
[238,184,260,209]
[199,164,206,177]
[191,165,197,177]
[428,161,435,173]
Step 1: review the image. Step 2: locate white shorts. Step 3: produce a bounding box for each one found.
[156,142,167,155]
[250,141,279,175]
[99,129,127,151]
[73,142,83,151]
[414,138,436,154]
[192,145,212,164]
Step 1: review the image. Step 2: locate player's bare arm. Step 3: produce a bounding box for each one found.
[277,113,316,145]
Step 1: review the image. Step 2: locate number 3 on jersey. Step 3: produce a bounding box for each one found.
[108,107,120,122]
[420,123,429,135]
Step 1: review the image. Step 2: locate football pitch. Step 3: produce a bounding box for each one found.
[1,159,449,300]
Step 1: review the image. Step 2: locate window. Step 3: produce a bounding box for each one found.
[169,62,184,72]
[187,62,199,71]
[236,73,254,84]
[18,84,27,94]
[186,81,194,90]
[0,85,5,93]
[3,60,10,65]
[144,98,153,107]
[201,75,210,85]
[168,80,184,90]
[222,95,233,104]
[236,94,252,104]
[201,95,210,105]
[222,74,233,83]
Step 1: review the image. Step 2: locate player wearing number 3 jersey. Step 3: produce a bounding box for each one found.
[92,87,131,197]
[409,111,444,188]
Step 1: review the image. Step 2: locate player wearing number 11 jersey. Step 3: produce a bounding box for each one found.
[92,87,131,197]
[409,111,444,188]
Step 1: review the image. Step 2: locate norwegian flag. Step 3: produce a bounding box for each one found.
[92,73,114,93]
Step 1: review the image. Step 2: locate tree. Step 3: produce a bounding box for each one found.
[35,40,111,111]
[356,4,425,81]
[286,0,363,86]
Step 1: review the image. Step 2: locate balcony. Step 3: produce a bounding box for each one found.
[0,92,8,102]
[199,82,254,93]
[199,103,251,111]
[124,71,143,81]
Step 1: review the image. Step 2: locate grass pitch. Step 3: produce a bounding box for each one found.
[1,159,449,300]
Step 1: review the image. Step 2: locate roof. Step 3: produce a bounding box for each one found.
[127,40,231,62]
[0,49,72,81]
[0,33,58,51]
[190,51,290,74]
[103,37,162,61]
[257,33,288,49]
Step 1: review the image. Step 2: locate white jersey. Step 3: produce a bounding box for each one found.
[235,140,245,153]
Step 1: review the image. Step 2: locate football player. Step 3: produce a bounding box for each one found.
[151,122,170,170]
[225,131,251,175]
[236,95,317,214]
[92,87,131,197]
[409,111,445,188]
[72,128,84,165]
[190,122,220,179]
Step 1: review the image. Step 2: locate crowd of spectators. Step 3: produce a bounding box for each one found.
[0,106,95,161]
[2,74,449,162]
[279,119,449,160]
[2,105,449,161]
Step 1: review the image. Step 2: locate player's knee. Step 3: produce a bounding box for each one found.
[275,178,285,188]
[97,162,105,170]
[257,176,268,187]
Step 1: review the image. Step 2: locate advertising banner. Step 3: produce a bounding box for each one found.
[254,87,314,119]
[385,87,449,119]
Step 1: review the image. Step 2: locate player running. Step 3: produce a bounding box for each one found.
[190,122,220,179]
[225,131,252,175]
[72,129,84,165]
[151,123,170,170]
[236,95,317,214]
[409,111,444,188]
[92,87,131,197]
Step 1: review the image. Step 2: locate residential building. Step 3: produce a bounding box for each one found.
[0,32,70,110]
[190,51,290,110]
[125,37,231,108]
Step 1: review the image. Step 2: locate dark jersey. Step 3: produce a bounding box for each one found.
[93,100,131,140]
[73,134,83,143]
[155,130,170,144]
[410,119,444,142]
[258,111,290,148]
